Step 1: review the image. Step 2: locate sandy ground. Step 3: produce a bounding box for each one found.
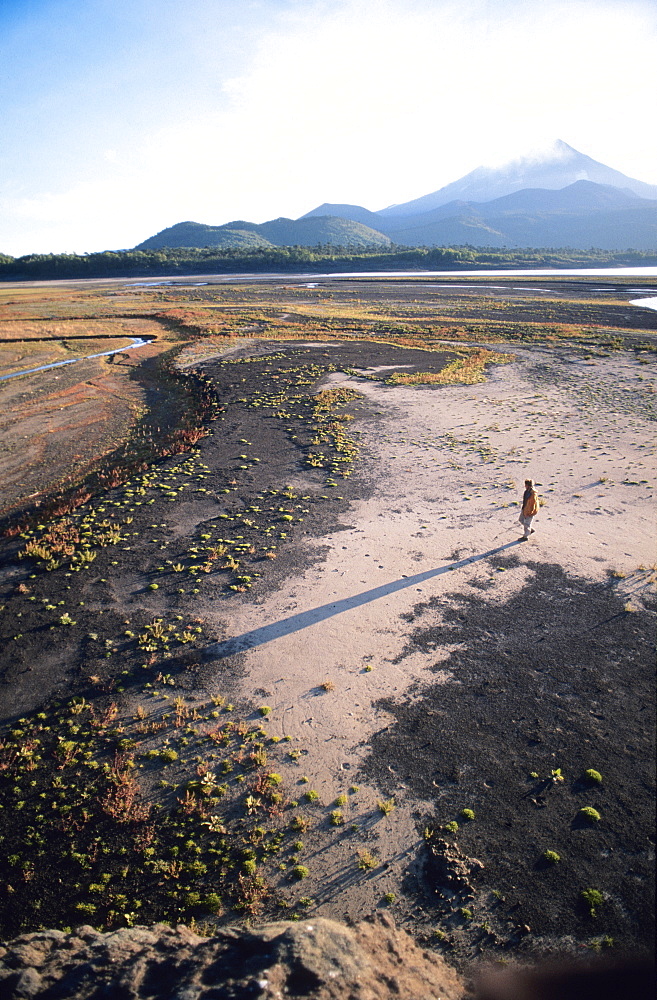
[201,343,655,927]
[0,319,170,519]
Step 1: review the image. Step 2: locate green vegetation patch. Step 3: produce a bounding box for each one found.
[0,698,303,937]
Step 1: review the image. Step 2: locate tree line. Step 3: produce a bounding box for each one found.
[0,244,655,281]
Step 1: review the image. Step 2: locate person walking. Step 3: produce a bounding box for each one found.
[519,479,540,540]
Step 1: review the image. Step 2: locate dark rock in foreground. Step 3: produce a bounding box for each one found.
[0,916,464,1000]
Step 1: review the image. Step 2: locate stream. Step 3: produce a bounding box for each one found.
[0,336,153,382]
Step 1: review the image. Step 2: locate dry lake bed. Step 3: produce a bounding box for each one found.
[0,275,654,968]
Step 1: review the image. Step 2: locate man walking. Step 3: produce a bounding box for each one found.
[519,479,540,540]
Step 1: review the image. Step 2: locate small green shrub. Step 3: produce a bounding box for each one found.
[584,769,603,784]
[460,808,475,821]
[597,935,614,950]
[202,893,222,912]
[444,821,459,833]
[292,865,309,880]
[581,888,604,916]
[543,850,561,863]
[579,806,601,823]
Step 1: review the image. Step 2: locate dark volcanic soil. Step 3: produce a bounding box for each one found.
[362,553,655,960]
[0,340,455,721]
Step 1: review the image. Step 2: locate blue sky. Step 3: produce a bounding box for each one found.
[1,0,656,254]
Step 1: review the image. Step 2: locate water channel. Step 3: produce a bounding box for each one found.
[0,336,153,383]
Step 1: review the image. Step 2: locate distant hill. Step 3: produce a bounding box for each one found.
[300,203,387,229]
[136,222,275,250]
[388,204,657,251]
[136,216,391,251]
[135,142,657,253]
[475,180,652,215]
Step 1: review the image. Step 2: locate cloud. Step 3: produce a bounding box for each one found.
[169,0,657,210]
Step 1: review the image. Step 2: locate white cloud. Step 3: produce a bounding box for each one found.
[166,0,657,212]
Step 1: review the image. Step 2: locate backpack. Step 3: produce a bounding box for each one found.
[524,489,539,516]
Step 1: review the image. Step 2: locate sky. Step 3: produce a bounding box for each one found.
[1,0,656,255]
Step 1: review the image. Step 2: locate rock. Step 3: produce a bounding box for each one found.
[12,967,43,998]
[246,919,370,988]
[425,837,484,900]
[0,916,465,999]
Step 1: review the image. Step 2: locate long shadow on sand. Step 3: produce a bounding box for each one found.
[206,539,522,658]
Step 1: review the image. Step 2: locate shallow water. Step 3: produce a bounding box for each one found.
[0,337,153,382]
[629,296,657,311]
[123,265,657,286]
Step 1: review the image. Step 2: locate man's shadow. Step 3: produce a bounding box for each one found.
[206,539,521,659]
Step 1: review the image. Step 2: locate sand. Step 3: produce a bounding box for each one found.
[200,341,655,932]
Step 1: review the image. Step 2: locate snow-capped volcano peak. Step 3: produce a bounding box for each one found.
[379,140,657,216]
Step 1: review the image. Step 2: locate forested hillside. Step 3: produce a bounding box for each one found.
[136,217,392,251]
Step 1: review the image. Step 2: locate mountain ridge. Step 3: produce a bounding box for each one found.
[135,143,657,252]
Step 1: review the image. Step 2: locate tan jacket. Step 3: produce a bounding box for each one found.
[522,488,540,517]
